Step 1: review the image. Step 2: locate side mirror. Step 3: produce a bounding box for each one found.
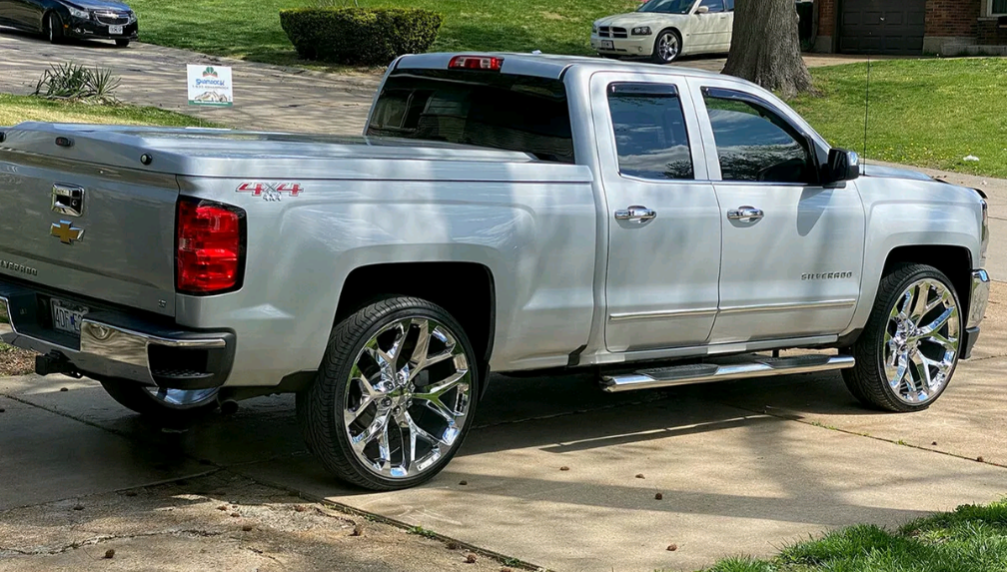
[823,148,860,187]
[696,5,710,13]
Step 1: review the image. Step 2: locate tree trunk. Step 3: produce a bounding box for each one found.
[722,0,814,98]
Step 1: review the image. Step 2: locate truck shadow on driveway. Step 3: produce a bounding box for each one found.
[6,368,1005,572]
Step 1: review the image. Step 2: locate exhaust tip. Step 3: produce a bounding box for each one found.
[220,399,239,415]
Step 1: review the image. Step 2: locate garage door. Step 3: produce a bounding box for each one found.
[839,0,926,55]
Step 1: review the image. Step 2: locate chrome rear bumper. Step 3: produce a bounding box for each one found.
[0,292,232,389]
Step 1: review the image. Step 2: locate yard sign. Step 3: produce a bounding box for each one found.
[187,65,233,107]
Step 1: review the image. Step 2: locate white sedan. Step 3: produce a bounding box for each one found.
[591,0,734,64]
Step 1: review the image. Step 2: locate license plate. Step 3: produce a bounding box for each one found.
[601,40,614,49]
[51,299,88,336]
[109,25,123,35]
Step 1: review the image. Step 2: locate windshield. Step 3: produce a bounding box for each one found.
[638,0,694,14]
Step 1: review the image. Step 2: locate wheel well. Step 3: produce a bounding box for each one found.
[661,28,682,40]
[882,245,973,317]
[334,262,496,369]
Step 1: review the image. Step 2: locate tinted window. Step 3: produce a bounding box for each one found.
[368,70,574,163]
[703,91,813,184]
[608,84,693,180]
[638,0,694,14]
[725,0,734,10]
[699,0,725,12]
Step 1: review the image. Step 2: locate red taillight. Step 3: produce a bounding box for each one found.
[448,55,503,71]
[176,198,244,295]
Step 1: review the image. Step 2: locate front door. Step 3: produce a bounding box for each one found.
[690,0,728,50]
[690,81,866,343]
[592,72,722,352]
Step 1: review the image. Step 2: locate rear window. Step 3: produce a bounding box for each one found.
[366,70,575,164]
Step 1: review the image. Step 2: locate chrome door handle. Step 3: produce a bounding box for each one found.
[727,206,764,222]
[615,205,657,223]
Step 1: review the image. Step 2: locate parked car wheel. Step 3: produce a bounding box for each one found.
[47,12,64,44]
[842,264,963,412]
[298,296,479,491]
[100,379,221,420]
[115,39,130,47]
[651,29,681,64]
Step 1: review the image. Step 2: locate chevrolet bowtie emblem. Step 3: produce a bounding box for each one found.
[50,221,84,245]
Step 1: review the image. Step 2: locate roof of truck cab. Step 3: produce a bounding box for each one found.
[393,52,738,82]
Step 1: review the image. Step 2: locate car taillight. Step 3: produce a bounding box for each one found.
[448,55,503,71]
[176,198,245,295]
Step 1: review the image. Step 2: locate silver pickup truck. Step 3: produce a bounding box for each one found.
[0,53,990,490]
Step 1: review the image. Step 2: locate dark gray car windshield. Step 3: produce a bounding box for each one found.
[367,69,574,164]
[638,0,694,14]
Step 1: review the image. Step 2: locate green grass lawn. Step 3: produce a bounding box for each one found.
[702,500,1007,572]
[793,58,1007,179]
[127,0,636,69]
[0,94,211,127]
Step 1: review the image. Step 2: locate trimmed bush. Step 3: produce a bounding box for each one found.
[279,8,443,66]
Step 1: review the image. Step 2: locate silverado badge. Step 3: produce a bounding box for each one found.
[50,221,84,245]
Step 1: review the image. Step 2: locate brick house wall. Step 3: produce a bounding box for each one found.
[818,0,836,36]
[977,18,1007,43]
[815,0,993,52]
[925,0,980,36]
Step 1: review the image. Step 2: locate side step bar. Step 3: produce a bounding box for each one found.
[601,354,855,393]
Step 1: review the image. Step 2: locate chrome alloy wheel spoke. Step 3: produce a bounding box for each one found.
[343,316,472,479]
[884,278,960,406]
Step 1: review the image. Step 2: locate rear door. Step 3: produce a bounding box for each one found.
[592,72,722,352]
[0,138,180,317]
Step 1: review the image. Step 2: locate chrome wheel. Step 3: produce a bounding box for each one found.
[884,278,961,405]
[343,317,473,480]
[657,32,679,62]
[144,387,220,409]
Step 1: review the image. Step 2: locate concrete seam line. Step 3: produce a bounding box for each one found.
[229,469,551,572]
[727,402,1007,470]
[0,392,138,439]
[4,529,225,557]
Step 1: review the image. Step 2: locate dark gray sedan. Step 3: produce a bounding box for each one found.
[0,0,137,47]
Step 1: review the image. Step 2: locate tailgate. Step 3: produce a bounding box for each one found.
[0,147,179,317]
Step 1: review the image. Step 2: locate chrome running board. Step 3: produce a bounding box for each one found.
[600,354,855,393]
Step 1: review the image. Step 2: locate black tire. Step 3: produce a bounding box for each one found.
[842,264,963,412]
[47,12,63,44]
[297,296,480,491]
[651,29,682,64]
[100,379,220,422]
[115,39,130,47]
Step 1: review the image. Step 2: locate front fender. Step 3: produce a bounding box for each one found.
[846,181,983,334]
